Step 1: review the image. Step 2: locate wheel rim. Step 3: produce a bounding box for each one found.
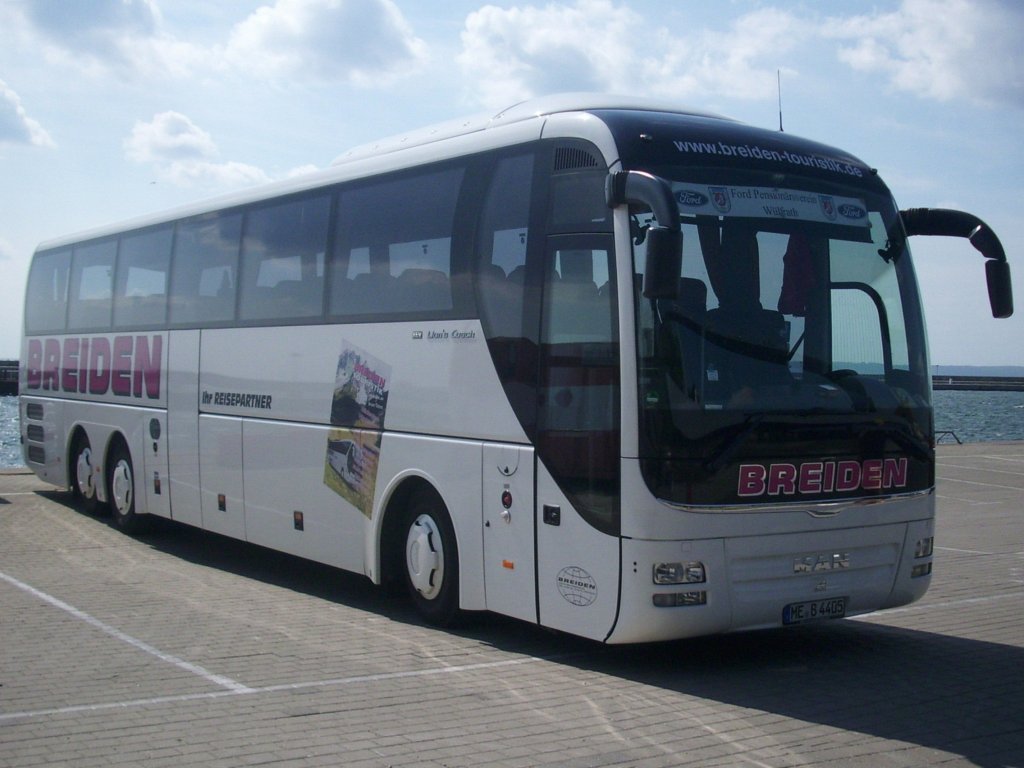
[110,458,133,517]
[405,514,444,601]
[76,446,96,500]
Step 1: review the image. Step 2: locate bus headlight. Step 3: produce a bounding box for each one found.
[653,561,705,585]
[914,537,934,558]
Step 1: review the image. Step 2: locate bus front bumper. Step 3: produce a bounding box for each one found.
[606,518,934,644]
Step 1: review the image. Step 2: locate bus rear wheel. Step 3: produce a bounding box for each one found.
[402,493,460,626]
[71,433,100,514]
[107,440,146,534]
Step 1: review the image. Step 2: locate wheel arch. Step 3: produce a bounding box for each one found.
[375,473,450,591]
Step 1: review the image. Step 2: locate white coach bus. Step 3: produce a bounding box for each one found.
[20,95,1013,643]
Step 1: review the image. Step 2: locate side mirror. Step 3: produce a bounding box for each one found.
[985,259,1014,319]
[641,228,683,299]
[901,208,1013,318]
[607,171,682,299]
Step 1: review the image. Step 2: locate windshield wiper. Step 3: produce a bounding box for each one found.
[703,414,764,475]
[877,425,933,463]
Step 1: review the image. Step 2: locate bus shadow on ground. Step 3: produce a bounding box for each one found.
[578,622,1024,768]
[46,490,1024,767]
[169,521,1024,767]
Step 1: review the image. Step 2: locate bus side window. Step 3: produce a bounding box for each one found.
[169,213,242,325]
[330,166,464,317]
[67,240,117,331]
[114,226,172,328]
[239,194,330,322]
[538,239,619,534]
[476,154,534,339]
[25,249,71,334]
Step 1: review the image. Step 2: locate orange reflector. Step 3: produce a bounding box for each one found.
[502,560,515,570]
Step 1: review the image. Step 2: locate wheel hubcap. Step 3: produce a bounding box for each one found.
[406,514,444,600]
[76,447,96,499]
[111,459,133,516]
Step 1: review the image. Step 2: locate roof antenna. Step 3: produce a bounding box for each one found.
[777,69,784,132]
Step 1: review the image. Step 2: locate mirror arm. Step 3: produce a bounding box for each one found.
[900,208,1007,262]
[606,170,680,227]
[900,208,1013,319]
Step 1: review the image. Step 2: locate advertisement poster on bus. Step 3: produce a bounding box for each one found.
[323,341,390,517]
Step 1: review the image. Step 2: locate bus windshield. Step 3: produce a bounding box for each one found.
[633,169,933,506]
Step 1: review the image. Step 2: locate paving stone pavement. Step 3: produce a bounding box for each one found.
[1,442,1022,767]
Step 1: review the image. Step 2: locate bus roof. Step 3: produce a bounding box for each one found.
[331,93,728,166]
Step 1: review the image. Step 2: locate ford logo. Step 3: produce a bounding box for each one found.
[838,203,867,220]
[676,189,709,207]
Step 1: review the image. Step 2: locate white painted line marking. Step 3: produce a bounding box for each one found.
[936,461,1024,477]
[944,454,1024,463]
[937,476,1024,492]
[0,570,254,694]
[0,655,551,722]
[937,546,995,555]
[936,494,1000,505]
[256,655,557,694]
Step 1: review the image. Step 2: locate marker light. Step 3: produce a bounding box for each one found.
[911,563,933,578]
[653,562,706,585]
[914,537,934,559]
[653,591,707,608]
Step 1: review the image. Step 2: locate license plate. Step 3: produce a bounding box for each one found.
[783,596,848,625]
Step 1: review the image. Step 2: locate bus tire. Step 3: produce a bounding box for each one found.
[70,431,100,514]
[107,439,147,534]
[402,491,460,626]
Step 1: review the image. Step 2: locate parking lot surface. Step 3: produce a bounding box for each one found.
[1,441,1022,767]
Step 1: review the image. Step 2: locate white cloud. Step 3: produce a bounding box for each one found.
[826,0,1024,107]
[0,79,54,147]
[286,163,321,178]
[458,0,1023,112]
[23,0,161,48]
[159,159,272,188]
[124,111,217,163]
[644,9,805,101]
[5,0,429,86]
[224,0,427,85]
[458,0,639,107]
[124,111,270,188]
[458,1,805,109]
[9,0,170,75]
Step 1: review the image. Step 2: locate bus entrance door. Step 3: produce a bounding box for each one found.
[482,444,537,623]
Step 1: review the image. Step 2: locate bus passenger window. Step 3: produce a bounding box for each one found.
[114,226,172,328]
[476,154,533,340]
[24,249,71,334]
[169,213,242,325]
[329,166,463,317]
[239,194,330,321]
[544,248,614,345]
[68,240,117,331]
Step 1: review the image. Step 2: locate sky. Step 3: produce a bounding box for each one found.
[0,0,1022,366]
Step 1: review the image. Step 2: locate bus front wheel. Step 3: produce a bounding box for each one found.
[402,493,460,626]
